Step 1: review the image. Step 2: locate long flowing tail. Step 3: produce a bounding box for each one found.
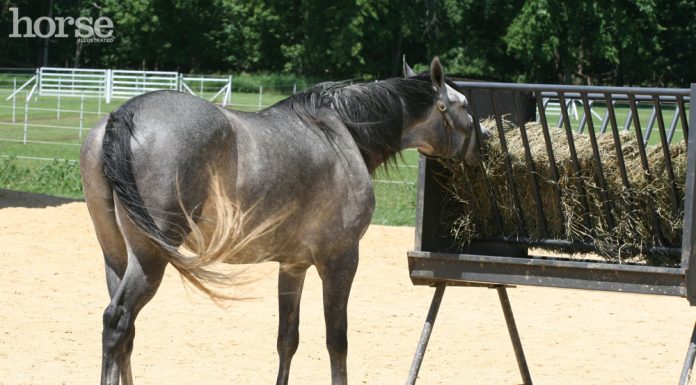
[102,108,286,300]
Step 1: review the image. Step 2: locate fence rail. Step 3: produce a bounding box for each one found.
[22,67,302,105]
[37,68,105,101]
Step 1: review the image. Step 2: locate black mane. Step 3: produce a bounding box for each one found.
[288,75,438,172]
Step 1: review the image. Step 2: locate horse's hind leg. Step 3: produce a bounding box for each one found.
[101,257,166,385]
[85,194,144,385]
[316,247,359,385]
[100,212,167,385]
[81,128,130,383]
[102,233,140,385]
[276,263,309,385]
[82,125,140,384]
[94,201,136,385]
[105,264,135,385]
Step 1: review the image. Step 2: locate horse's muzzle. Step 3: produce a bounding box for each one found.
[460,126,490,166]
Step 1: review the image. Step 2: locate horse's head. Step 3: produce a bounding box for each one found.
[401,56,488,165]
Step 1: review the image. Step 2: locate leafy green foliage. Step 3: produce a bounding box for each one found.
[2,1,693,85]
[228,72,314,93]
[504,0,664,84]
[0,157,83,198]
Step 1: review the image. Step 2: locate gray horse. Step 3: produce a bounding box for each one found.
[80,57,482,385]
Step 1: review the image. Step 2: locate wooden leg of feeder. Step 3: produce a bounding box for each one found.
[679,321,696,385]
[497,286,533,385]
[405,284,446,385]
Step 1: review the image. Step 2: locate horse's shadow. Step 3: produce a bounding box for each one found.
[0,189,82,209]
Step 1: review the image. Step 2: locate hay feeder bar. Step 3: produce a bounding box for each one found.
[405,82,696,385]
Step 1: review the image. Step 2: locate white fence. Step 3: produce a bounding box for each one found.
[28,67,235,104]
[110,69,179,100]
[1,68,297,138]
[0,68,284,164]
[39,67,106,98]
[180,75,232,106]
[4,67,309,112]
[36,67,181,103]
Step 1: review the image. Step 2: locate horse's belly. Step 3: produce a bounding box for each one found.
[218,241,315,265]
[211,209,364,266]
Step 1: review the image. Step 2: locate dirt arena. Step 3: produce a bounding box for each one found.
[2,188,696,385]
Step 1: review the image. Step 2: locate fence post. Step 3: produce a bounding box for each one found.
[79,92,85,139]
[224,75,232,106]
[36,68,41,101]
[98,86,102,115]
[56,78,61,120]
[293,83,297,94]
[105,69,112,104]
[258,85,263,110]
[23,95,29,145]
[12,78,16,123]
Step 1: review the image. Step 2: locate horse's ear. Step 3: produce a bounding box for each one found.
[430,56,444,89]
[403,55,416,77]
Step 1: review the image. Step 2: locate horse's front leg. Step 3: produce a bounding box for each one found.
[276,263,309,385]
[316,247,359,385]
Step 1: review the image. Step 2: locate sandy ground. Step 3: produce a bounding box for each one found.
[2,189,696,385]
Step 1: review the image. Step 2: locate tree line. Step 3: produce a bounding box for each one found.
[1,0,694,86]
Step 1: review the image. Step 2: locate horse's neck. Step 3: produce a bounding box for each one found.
[351,115,409,174]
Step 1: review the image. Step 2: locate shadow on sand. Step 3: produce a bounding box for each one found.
[0,189,83,209]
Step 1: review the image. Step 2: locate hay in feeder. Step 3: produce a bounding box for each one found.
[443,118,687,266]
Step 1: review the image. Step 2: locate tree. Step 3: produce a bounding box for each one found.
[0,0,693,86]
[655,0,696,86]
[503,0,664,85]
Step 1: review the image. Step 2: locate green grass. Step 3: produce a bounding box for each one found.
[0,89,122,160]
[0,156,82,198]
[372,181,418,226]
[371,149,420,226]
